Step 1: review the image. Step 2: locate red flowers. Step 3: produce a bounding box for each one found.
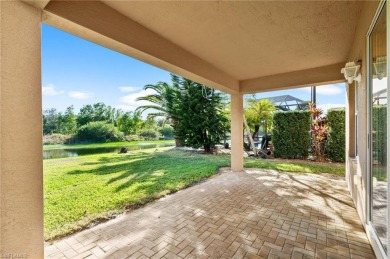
[309,102,328,162]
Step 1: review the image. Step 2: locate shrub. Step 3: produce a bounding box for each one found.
[273,111,311,159]
[125,134,144,142]
[43,134,74,145]
[310,103,328,162]
[76,121,125,143]
[158,126,174,139]
[139,129,161,140]
[372,106,387,165]
[325,108,345,162]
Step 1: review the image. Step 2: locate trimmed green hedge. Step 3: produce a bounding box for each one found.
[325,109,345,162]
[272,111,310,159]
[373,105,387,166]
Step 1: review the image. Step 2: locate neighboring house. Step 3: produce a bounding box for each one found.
[1,1,388,257]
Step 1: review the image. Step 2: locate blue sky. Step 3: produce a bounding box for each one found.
[42,24,346,114]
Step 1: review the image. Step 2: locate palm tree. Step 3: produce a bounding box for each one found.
[245,98,276,140]
[136,74,180,145]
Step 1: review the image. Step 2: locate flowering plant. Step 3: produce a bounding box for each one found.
[309,102,328,162]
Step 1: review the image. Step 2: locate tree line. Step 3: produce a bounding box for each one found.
[43,103,173,144]
[43,74,230,149]
[44,103,143,135]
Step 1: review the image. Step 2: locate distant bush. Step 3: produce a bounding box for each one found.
[125,134,144,142]
[158,126,174,139]
[43,134,74,145]
[76,121,125,143]
[325,108,345,162]
[273,111,311,159]
[139,129,161,140]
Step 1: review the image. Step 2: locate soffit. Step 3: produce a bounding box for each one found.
[102,1,363,81]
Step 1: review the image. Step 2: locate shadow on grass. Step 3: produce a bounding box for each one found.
[67,149,230,193]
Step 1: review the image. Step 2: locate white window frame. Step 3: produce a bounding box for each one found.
[366,1,389,258]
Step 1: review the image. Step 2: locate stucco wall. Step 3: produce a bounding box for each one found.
[345,0,380,230]
[0,1,43,258]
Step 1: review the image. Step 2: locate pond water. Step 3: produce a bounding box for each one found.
[43,143,175,159]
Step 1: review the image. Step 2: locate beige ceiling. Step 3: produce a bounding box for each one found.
[40,0,368,93]
[102,1,362,81]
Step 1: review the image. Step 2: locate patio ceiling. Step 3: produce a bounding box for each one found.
[37,0,363,93]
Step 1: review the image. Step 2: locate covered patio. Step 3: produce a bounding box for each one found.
[0,0,386,258]
[45,169,374,259]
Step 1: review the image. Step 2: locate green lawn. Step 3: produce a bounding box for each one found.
[44,148,345,240]
[245,159,345,176]
[43,139,175,150]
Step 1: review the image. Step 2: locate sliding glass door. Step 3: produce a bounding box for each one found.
[368,2,388,254]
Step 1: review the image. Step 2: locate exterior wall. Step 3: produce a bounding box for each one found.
[0,1,43,258]
[345,0,380,226]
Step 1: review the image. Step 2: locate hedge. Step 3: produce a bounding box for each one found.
[325,108,345,162]
[373,105,387,166]
[272,111,311,159]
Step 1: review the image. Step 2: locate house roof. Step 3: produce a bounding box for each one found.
[259,95,309,111]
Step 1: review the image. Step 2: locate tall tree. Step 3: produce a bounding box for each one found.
[43,108,63,135]
[136,74,229,151]
[174,77,229,152]
[142,117,158,130]
[62,105,77,134]
[76,102,116,127]
[77,104,94,127]
[116,110,143,135]
[136,74,180,144]
[136,77,179,124]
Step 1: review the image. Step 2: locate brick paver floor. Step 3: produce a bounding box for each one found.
[45,168,375,258]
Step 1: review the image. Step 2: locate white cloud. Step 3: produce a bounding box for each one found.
[42,84,64,96]
[68,91,94,99]
[317,103,345,114]
[120,88,156,107]
[119,86,137,93]
[302,84,344,96]
[116,88,157,117]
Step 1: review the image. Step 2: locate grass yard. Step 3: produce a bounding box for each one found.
[44,147,229,240]
[245,158,345,176]
[44,147,345,240]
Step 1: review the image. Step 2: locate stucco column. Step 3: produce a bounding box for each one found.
[230,93,244,172]
[1,1,43,258]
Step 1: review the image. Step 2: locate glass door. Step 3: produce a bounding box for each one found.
[369,2,388,253]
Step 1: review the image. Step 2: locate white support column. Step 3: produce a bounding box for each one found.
[1,1,43,258]
[230,93,244,172]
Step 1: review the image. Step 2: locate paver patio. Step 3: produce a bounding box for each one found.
[45,168,375,259]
